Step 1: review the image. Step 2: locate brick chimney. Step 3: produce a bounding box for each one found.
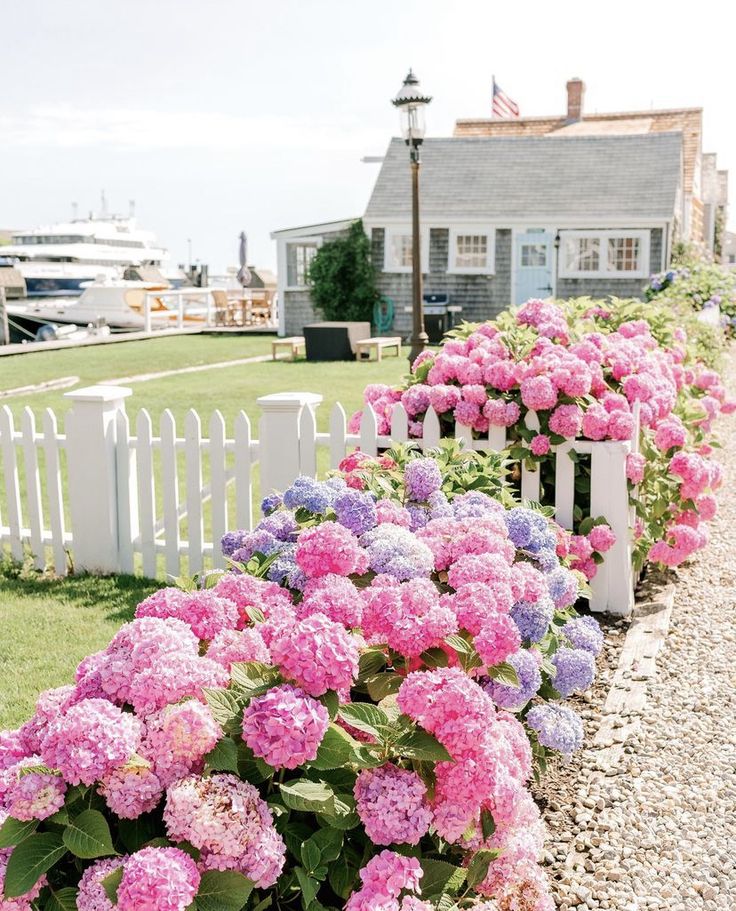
[566,78,585,122]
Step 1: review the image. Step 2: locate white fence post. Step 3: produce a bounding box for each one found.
[64,385,133,573]
[257,393,323,495]
[589,441,634,616]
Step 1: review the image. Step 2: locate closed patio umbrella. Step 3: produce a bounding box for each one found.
[237,231,252,287]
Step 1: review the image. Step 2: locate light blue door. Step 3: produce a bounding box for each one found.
[514,230,554,305]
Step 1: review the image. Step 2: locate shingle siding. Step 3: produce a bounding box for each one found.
[371,228,512,336]
[556,227,662,301]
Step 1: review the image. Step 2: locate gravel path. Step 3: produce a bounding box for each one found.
[543,348,736,911]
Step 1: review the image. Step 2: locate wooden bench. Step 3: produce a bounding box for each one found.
[272,336,305,361]
[355,336,402,362]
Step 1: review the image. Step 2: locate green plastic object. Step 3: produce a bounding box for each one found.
[374,297,395,334]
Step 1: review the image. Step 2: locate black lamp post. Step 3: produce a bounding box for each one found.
[392,70,432,365]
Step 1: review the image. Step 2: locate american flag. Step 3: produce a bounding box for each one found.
[492,77,520,119]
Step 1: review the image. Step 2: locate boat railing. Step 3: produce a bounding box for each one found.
[142,287,226,332]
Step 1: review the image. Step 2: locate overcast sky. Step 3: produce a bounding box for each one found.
[2,0,735,272]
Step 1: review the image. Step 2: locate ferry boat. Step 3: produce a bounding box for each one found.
[1,213,171,296]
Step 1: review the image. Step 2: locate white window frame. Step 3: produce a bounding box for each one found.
[558,230,650,279]
[447,226,496,275]
[285,241,320,290]
[383,226,429,273]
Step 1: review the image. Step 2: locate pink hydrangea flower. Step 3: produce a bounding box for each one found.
[354,764,432,845]
[206,627,270,672]
[519,376,557,411]
[212,573,294,630]
[241,684,329,768]
[164,774,286,887]
[0,731,29,771]
[346,850,423,911]
[297,574,364,628]
[117,847,200,911]
[361,578,457,657]
[3,757,66,820]
[135,588,238,641]
[588,525,616,553]
[270,613,359,696]
[18,686,74,753]
[530,434,551,456]
[98,760,163,819]
[144,700,222,787]
[295,523,367,578]
[41,698,142,786]
[77,857,126,911]
[548,404,583,439]
[474,615,522,667]
[626,452,646,484]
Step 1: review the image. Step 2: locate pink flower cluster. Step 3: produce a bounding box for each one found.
[354,764,432,845]
[135,588,238,641]
[241,684,329,768]
[142,699,221,787]
[41,698,142,786]
[117,847,200,911]
[345,850,426,911]
[361,577,458,657]
[296,522,368,578]
[163,774,286,887]
[270,612,359,696]
[76,857,125,911]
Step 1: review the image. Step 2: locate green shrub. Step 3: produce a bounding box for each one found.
[308,220,381,324]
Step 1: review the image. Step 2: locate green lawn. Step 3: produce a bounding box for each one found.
[0,336,412,721]
[0,566,161,729]
[0,333,407,427]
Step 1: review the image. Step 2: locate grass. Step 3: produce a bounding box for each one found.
[0,562,161,728]
[0,333,407,427]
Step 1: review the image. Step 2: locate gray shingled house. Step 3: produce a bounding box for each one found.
[272,131,684,337]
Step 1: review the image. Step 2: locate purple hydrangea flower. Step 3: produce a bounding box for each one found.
[504,508,534,547]
[526,704,584,758]
[261,494,282,515]
[360,524,434,581]
[406,504,429,531]
[258,511,299,541]
[484,650,541,711]
[404,458,443,502]
[562,616,603,654]
[551,647,596,697]
[452,491,504,520]
[334,489,377,536]
[427,490,453,520]
[510,596,555,642]
[282,477,337,514]
[221,530,247,558]
[535,549,560,573]
[231,530,280,564]
[546,567,579,608]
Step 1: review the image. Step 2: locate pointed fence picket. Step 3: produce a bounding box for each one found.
[0,389,638,614]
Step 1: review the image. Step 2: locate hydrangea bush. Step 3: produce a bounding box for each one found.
[646,261,736,335]
[348,297,733,572]
[0,450,604,911]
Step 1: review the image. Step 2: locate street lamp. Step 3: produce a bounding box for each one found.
[392,70,432,365]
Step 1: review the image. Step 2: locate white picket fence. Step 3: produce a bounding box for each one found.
[0,385,637,614]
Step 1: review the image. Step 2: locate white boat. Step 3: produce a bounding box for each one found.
[7,278,215,332]
[1,212,176,296]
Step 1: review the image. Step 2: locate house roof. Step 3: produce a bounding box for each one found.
[364,133,682,223]
[454,108,702,194]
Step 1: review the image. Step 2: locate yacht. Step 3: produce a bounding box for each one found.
[1,213,171,296]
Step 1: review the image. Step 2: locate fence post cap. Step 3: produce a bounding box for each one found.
[64,384,133,403]
[257,392,323,412]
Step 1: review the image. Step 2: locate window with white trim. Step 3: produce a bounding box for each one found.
[448,228,495,274]
[559,231,648,278]
[286,243,317,287]
[383,227,428,273]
